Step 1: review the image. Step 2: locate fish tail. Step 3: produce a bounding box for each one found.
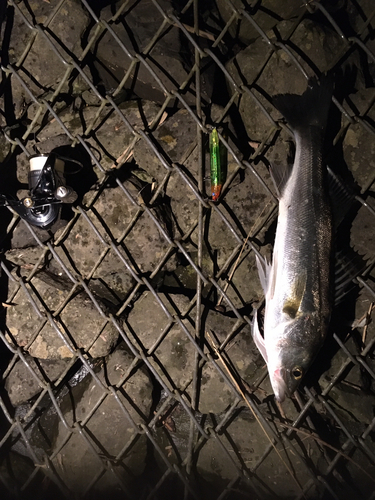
[273,74,334,134]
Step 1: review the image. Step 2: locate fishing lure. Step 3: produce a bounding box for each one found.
[209,128,222,202]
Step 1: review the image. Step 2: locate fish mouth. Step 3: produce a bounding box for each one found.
[271,367,289,403]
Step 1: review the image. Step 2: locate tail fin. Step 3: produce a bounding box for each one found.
[273,74,334,134]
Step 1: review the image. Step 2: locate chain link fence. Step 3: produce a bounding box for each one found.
[0,0,375,499]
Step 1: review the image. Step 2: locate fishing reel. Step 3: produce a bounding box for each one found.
[0,153,79,229]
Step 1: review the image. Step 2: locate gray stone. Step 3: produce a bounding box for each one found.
[84,100,161,172]
[126,291,196,391]
[226,18,343,141]
[91,0,213,104]
[6,246,47,271]
[31,100,160,174]
[51,179,176,300]
[8,0,90,99]
[6,278,119,359]
[31,100,160,180]
[133,108,198,185]
[0,451,36,498]
[133,106,273,309]
[5,355,70,406]
[342,105,375,195]
[10,218,54,249]
[50,343,153,497]
[216,0,303,45]
[346,0,375,34]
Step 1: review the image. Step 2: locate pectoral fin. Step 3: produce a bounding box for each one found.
[282,271,307,319]
[269,162,293,197]
[251,309,268,363]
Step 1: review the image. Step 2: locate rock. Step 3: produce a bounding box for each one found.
[0,133,11,163]
[126,291,196,391]
[346,0,375,35]
[6,246,47,271]
[48,343,153,498]
[8,0,90,103]
[350,203,375,261]
[33,100,161,178]
[133,108,199,184]
[216,0,303,45]
[91,0,213,104]
[342,90,375,193]
[6,278,118,359]
[10,219,54,249]
[0,451,39,499]
[226,18,343,141]
[5,355,70,406]
[126,291,262,414]
[50,178,176,300]
[133,106,272,309]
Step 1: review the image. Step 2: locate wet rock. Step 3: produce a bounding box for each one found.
[133,106,271,308]
[133,107,273,251]
[350,203,375,261]
[5,355,70,406]
[6,278,118,359]
[48,343,153,498]
[196,410,266,489]
[216,0,303,45]
[197,309,265,413]
[126,291,261,414]
[226,18,343,141]
[0,133,11,163]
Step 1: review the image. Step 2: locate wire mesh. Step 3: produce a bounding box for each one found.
[0,1,375,499]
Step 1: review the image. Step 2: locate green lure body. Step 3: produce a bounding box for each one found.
[210,128,222,202]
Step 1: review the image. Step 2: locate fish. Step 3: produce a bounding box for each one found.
[252,76,334,402]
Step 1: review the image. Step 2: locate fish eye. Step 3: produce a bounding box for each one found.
[291,366,303,380]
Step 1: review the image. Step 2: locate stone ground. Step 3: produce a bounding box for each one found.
[0,1,375,499]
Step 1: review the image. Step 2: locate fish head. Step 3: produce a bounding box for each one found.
[268,311,326,402]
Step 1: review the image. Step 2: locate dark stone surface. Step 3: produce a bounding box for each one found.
[6,279,119,359]
[47,343,153,497]
[5,355,70,406]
